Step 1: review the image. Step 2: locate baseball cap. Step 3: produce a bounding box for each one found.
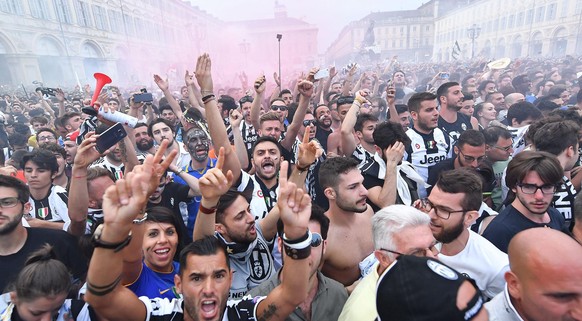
[376,256,484,321]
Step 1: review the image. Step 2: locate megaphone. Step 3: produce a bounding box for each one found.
[82,73,139,128]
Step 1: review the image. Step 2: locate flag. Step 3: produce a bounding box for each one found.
[452,41,461,60]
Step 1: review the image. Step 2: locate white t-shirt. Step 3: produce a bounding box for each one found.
[437,230,509,299]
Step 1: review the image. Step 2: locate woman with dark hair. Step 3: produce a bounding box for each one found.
[473,102,497,130]
[0,245,95,321]
[122,206,185,299]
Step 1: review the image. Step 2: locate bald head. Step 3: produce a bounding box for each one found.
[505,93,525,109]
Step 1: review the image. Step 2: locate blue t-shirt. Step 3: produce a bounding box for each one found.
[173,158,216,237]
[126,261,180,299]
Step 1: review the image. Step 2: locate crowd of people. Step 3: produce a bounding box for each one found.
[0,52,581,321]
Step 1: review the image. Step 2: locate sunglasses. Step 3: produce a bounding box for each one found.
[337,97,354,106]
[311,233,323,247]
[239,96,253,104]
[271,105,287,111]
[303,119,317,127]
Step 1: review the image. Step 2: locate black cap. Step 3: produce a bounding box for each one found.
[376,256,484,321]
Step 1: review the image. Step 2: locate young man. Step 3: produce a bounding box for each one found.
[314,104,333,152]
[85,139,314,321]
[338,205,436,321]
[423,169,509,299]
[532,120,580,228]
[0,174,85,292]
[132,123,155,155]
[38,142,68,189]
[483,151,569,253]
[404,92,450,198]
[250,206,348,321]
[485,228,582,320]
[437,82,478,146]
[319,157,374,287]
[148,118,191,170]
[21,149,69,230]
[483,126,513,209]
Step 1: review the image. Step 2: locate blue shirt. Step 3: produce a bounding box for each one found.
[127,261,180,299]
[173,158,217,237]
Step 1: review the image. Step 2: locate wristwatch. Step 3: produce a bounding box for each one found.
[91,224,132,253]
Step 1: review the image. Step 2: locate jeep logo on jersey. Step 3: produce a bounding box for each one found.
[419,154,446,165]
[249,241,273,283]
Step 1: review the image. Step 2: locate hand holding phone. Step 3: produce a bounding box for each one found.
[96,123,127,154]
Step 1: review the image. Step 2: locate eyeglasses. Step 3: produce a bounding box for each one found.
[419,198,466,220]
[270,105,287,111]
[38,136,57,142]
[239,96,253,104]
[0,197,22,208]
[491,142,513,152]
[516,183,556,195]
[457,149,485,164]
[379,243,440,258]
[302,119,317,127]
[311,233,323,247]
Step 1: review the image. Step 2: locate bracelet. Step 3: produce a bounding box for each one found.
[201,90,214,96]
[133,212,148,224]
[203,97,216,104]
[202,94,215,102]
[283,231,312,260]
[86,275,122,296]
[199,203,217,214]
[296,164,310,173]
[91,225,132,253]
[176,169,185,176]
[283,230,311,247]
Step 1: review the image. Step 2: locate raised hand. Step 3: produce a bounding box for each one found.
[348,64,358,77]
[385,81,396,106]
[254,75,266,94]
[296,126,322,169]
[273,72,281,87]
[329,66,337,79]
[195,53,213,92]
[74,132,102,168]
[0,165,17,177]
[229,109,243,127]
[297,80,314,98]
[199,147,234,205]
[306,67,319,83]
[185,70,196,87]
[153,74,169,91]
[55,88,65,102]
[277,161,311,238]
[384,141,405,165]
[102,170,150,226]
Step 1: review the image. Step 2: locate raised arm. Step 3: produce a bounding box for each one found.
[255,160,311,321]
[322,66,337,100]
[55,88,66,118]
[386,82,399,123]
[185,70,206,119]
[250,75,266,131]
[193,147,233,241]
[341,91,368,157]
[280,80,313,151]
[229,109,250,170]
[85,141,176,321]
[195,54,242,183]
[367,142,404,208]
[154,74,184,120]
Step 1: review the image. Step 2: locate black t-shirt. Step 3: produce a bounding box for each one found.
[438,112,472,147]
[482,204,568,253]
[426,158,455,194]
[315,125,332,152]
[147,182,191,242]
[0,228,87,292]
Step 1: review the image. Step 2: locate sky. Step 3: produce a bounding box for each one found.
[188,0,428,53]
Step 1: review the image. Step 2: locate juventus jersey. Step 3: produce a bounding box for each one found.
[29,185,69,222]
[91,157,124,181]
[405,127,450,198]
[236,171,279,221]
[438,112,472,148]
[552,176,577,227]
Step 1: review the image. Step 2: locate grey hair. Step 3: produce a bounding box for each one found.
[372,205,431,260]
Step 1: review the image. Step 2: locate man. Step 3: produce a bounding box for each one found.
[148,118,191,170]
[437,82,477,146]
[534,79,555,100]
[338,205,436,321]
[0,174,86,292]
[395,104,411,131]
[35,128,58,146]
[319,157,374,286]
[361,121,426,211]
[483,126,514,209]
[511,74,532,97]
[38,142,68,189]
[423,169,509,299]
[314,104,333,152]
[132,123,155,155]
[504,93,525,110]
[85,141,314,321]
[483,151,569,253]
[279,89,294,106]
[532,120,580,228]
[506,101,542,155]
[427,129,486,190]
[327,96,356,155]
[22,149,69,230]
[485,228,582,320]
[250,206,348,321]
[376,255,488,321]
[392,70,415,95]
[340,91,379,167]
[476,80,496,103]
[486,92,507,122]
[405,92,450,198]
[60,111,83,134]
[237,95,258,159]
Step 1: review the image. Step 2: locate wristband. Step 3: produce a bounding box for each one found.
[283,230,311,247]
[283,231,312,260]
[86,275,121,296]
[203,96,216,104]
[91,225,132,253]
[133,212,148,225]
[296,164,310,173]
[199,203,217,214]
[202,94,215,103]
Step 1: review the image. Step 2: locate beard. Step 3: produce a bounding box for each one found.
[136,139,154,152]
[336,192,368,213]
[434,219,465,244]
[0,211,23,235]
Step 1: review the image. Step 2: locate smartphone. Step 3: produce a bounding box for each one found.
[440,72,450,80]
[96,123,127,154]
[134,93,153,103]
[314,69,330,80]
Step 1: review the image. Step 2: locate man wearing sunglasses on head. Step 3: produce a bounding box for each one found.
[421,168,509,300]
[483,126,514,210]
[250,206,348,321]
[483,151,569,253]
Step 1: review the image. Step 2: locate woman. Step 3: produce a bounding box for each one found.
[122,206,185,299]
[473,102,497,130]
[0,245,94,321]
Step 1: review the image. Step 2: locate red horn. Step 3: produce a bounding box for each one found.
[91,73,112,106]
